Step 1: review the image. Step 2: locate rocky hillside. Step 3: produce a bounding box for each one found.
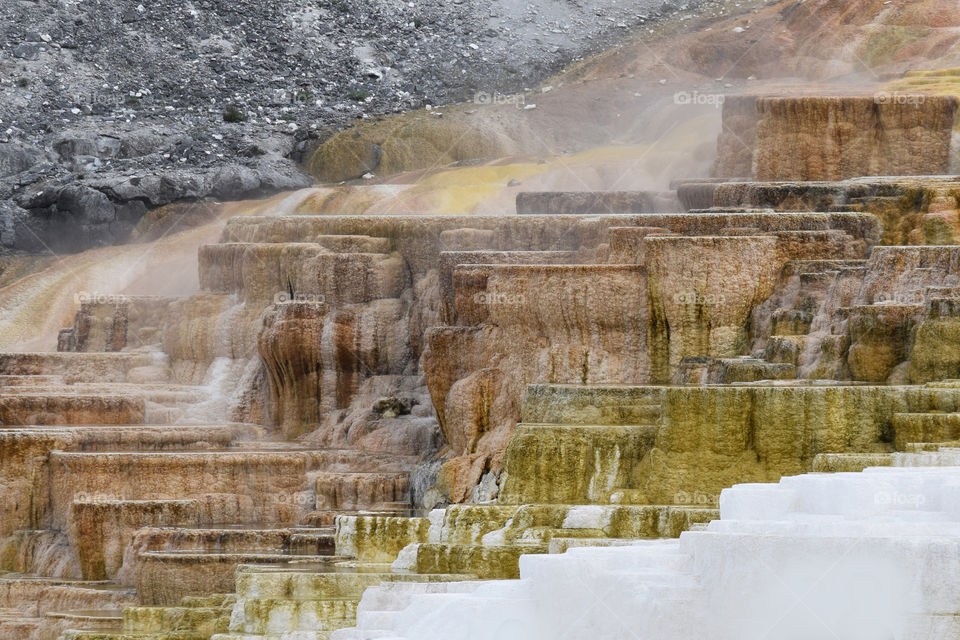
[0,0,703,254]
[308,0,960,184]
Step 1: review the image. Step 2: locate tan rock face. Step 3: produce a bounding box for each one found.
[908,299,960,383]
[0,394,145,425]
[48,452,309,530]
[257,299,412,437]
[426,263,652,479]
[846,305,918,382]
[70,500,203,581]
[745,242,960,385]
[645,236,784,382]
[441,368,517,457]
[58,297,176,353]
[710,95,960,184]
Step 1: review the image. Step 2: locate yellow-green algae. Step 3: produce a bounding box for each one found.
[812,452,895,472]
[893,412,960,450]
[334,515,431,564]
[122,600,231,636]
[498,424,657,505]
[909,310,960,383]
[406,543,546,580]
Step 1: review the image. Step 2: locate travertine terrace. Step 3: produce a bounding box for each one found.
[5,53,960,640]
[713,95,959,181]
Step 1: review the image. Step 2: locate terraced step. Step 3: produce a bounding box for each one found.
[231,597,358,635]
[498,423,658,505]
[0,575,136,617]
[672,357,797,384]
[336,505,717,567]
[302,506,417,528]
[893,412,960,450]
[227,441,321,451]
[395,543,547,580]
[218,213,879,272]
[71,500,267,581]
[232,565,475,602]
[0,394,146,425]
[122,603,231,636]
[770,308,815,336]
[313,471,410,511]
[902,440,960,452]
[136,553,348,606]
[306,450,418,473]
[43,609,123,638]
[109,594,236,637]
[49,451,313,530]
[3,425,260,538]
[892,446,960,466]
[0,610,40,640]
[0,352,169,384]
[520,384,664,425]
[211,633,330,640]
[437,249,581,322]
[0,375,65,387]
[6,387,211,427]
[198,243,404,305]
[61,632,206,639]
[213,568,478,639]
[812,452,895,472]
[0,383,207,403]
[130,527,336,556]
[1,424,245,452]
[75,515,335,582]
[333,514,433,563]
[547,537,649,554]
[333,581,483,640]
[786,259,867,277]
